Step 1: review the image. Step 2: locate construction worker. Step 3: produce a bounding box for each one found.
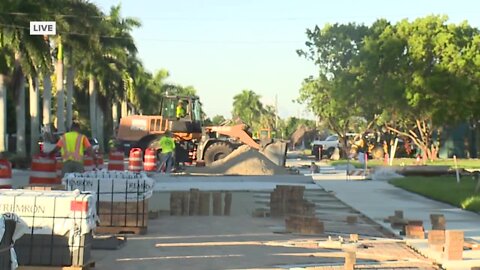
[157,131,176,173]
[176,100,186,119]
[49,122,96,176]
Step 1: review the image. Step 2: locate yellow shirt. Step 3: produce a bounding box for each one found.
[158,136,175,154]
[176,105,186,118]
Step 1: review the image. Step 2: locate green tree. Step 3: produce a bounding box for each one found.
[232,89,264,128]
[0,0,53,154]
[259,105,276,130]
[81,4,139,149]
[298,16,480,160]
[211,115,226,125]
[297,22,373,151]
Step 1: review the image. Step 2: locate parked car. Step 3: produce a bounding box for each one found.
[311,135,340,159]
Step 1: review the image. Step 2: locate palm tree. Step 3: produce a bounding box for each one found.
[65,61,74,129]
[55,38,65,132]
[42,74,52,126]
[232,89,265,128]
[12,53,26,156]
[53,0,102,132]
[260,105,277,130]
[0,74,7,152]
[29,76,40,154]
[90,4,139,148]
[0,0,53,155]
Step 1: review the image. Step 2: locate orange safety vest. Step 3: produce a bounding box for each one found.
[60,132,85,162]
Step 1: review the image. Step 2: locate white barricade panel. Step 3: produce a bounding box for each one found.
[62,171,154,202]
[0,189,97,235]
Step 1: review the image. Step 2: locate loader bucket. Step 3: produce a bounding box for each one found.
[260,140,288,166]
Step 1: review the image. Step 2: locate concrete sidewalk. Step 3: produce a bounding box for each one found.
[317,180,480,239]
[317,180,480,270]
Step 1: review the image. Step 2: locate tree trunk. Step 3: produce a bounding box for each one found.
[42,74,52,126]
[29,76,40,155]
[105,99,113,147]
[15,75,26,156]
[89,75,97,138]
[387,120,438,161]
[0,74,6,152]
[112,101,118,130]
[56,59,65,133]
[121,100,127,118]
[66,66,74,129]
[56,36,65,133]
[96,104,104,152]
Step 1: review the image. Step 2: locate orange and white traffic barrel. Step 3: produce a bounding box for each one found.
[128,148,143,172]
[30,155,58,184]
[96,152,104,170]
[108,150,125,171]
[0,159,12,189]
[143,148,157,171]
[83,156,95,171]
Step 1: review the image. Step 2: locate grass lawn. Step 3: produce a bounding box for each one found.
[330,158,480,169]
[390,176,480,212]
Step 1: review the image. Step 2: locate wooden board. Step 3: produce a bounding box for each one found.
[97,200,149,228]
[23,184,66,191]
[18,261,95,270]
[95,226,147,235]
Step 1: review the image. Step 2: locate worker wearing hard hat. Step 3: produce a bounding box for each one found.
[176,100,186,119]
[157,131,176,174]
[49,122,96,176]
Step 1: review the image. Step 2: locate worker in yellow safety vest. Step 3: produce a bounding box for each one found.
[157,131,176,173]
[50,122,96,176]
[176,100,186,119]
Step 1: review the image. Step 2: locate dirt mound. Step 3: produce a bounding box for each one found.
[191,145,288,175]
[210,145,250,167]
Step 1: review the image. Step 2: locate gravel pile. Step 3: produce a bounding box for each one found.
[189,145,288,176]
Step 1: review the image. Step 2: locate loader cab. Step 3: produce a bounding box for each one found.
[161,96,202,122]
[160,95,202,133]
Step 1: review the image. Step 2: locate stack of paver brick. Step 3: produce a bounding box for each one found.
[427,214,464,260]
[270,185,324,234]
[170,189,232,216]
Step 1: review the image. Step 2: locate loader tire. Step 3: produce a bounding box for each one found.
[204,142,234,165]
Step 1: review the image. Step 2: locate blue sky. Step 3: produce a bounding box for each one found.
[93,0,479,119]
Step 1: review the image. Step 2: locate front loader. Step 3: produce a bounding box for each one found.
[197,124,288,166]
[116,95,287,166]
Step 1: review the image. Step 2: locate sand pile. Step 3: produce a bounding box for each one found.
[189,145,288,176]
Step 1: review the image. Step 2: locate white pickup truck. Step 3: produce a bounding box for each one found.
[311,135,340,159]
